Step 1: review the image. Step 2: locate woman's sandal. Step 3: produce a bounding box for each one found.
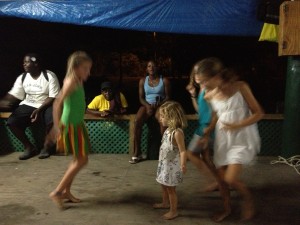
[129,157,141,164]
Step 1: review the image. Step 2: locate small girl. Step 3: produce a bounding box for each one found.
[49,51,92,209]
[197,57,264,221]
[153,101,187,220]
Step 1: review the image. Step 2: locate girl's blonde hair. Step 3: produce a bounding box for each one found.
[159,101,187,131]
[66,51,92,79]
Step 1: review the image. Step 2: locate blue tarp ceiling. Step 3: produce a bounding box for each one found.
[0,0,262,36]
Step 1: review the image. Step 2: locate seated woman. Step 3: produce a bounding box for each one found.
[129,61,171,164]
[86,81,128,117]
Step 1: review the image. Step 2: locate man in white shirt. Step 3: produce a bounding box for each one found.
[0,53,60,160]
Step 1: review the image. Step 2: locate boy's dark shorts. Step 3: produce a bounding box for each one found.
[7,104,53,130]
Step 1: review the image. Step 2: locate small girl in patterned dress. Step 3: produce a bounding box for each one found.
[154,101,187,220]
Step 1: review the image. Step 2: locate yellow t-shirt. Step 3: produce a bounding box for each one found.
[87,92,128,111]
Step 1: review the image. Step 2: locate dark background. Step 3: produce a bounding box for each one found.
[0,17,286,114]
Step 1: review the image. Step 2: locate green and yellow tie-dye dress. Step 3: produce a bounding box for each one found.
[57,85,90,157]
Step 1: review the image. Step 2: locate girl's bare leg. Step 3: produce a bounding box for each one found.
[202,148,218,192]
[187,150,216,191]
[50,156,88,208]
[212,167,231,222]
[153,185,170,209]
[132,106,150,158]
[187,149,231,222]
[163,187,178,220]
[224,164,255,221]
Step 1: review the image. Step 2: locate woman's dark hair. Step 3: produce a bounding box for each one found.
[146,60,158,76]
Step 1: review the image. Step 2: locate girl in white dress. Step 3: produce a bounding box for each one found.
[195,58,264,221]
[154,101,187,220]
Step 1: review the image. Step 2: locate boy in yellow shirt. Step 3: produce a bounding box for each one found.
[86,82,128,117]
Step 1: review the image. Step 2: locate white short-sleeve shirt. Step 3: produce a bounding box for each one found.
[8,70,60,108]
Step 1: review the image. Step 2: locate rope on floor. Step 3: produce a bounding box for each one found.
[270,155,300,175]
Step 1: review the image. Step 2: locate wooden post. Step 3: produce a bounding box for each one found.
[279,1,300,157]
[278,1,300,56]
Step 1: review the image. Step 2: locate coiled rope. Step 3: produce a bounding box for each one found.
[270,155,300,175]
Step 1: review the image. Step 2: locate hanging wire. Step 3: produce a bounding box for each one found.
[270,155,300,175]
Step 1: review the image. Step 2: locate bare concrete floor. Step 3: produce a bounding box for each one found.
[0,153,300,225]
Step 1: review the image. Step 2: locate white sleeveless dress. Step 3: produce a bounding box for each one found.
[156,128,183,187]
[210,91,260,168]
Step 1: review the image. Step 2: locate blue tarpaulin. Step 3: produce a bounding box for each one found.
[0,0,262,36]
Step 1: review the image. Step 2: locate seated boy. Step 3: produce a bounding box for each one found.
[86,81,128,117]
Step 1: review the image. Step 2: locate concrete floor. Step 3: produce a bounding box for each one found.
[0,153,299,225]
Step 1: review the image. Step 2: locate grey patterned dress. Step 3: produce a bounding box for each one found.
[156,128,183,187]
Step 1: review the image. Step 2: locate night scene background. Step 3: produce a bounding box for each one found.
[0,17,286,114]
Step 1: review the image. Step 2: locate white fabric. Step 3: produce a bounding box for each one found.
[156,128,183,187]
[8,70,60,108]
[211,91,260,168]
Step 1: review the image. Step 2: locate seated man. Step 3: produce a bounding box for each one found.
[0,53,60,160]
[86,81,128,117]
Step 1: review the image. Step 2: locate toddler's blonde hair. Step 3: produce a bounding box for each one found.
[159,101,187,131]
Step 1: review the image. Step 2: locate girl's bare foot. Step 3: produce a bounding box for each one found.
[153,203,170,209]
[212,209,231,222]
[241,199,255,221]
[62,192,81,203]
[202,182,219,192]
[49,191,65,210]
[162,211,179,220]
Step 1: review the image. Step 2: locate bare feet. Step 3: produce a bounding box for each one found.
[62,192,81,203]
[202,182,219,192]
[241,199,255,221]
[49,191,65,210]
[212,209,231,222]
[153,203,170,209]
[162,211,179,220]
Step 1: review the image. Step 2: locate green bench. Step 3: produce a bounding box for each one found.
[0,112,284,156]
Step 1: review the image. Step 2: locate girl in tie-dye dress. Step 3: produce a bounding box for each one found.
[49,51,92,209]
